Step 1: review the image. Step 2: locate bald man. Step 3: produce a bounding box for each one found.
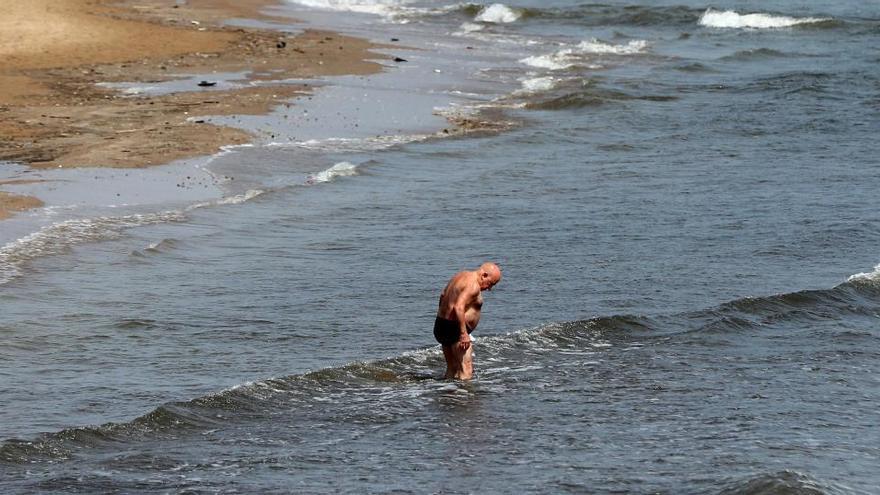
[434,262,502,380]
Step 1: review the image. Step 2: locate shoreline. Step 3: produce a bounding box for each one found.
[0,0,388,220]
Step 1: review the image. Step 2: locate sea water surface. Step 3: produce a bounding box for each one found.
[2,0,879,493]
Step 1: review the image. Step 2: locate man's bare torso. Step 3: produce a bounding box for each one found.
[437,271,483,331]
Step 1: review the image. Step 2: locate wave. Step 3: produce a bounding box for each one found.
[0,211,187,286]
[144,238,179,253]
[283,0,417,19]
[672,62,716,73]
[847,262,880,282]
[520,39,648,71]
[699,9,834,29]
[514,78,677,110]
[186,188,265,210]
[0,352,441,464]
[276,133,433,152]
[5,265,879,464]
[287,1,844,33]
[306,161,360,184]
[538,4,701,27]
[525,91,676,110]
[718,470,848,495]
[451,4,703,28]
[516,76,559,94]
[0,187,270,286]
[735,71,834,96]
[282,0,463,22]
[720,48,789,61]
[474,3,521,24]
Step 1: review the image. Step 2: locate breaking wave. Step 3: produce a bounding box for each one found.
[283,0,418,19]
[516,76,559,94]
[278,133,433,152]
[847,262,880,282]
[520,39,648,70]
[699,9,834,29]
[306,161,360,184]
[446,4,704,27]
[474,3,521,24]
[285,1,844,33]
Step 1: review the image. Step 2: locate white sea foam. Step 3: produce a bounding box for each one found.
[186,189,266,210]
[285,133,431,152]
[518,76,557,94]
[519,39,644,70]
[847,263,880,283]
[284,0,417,19]
[458,22,485,34]
[216,189,265,205]
[519,53,576,71]
[575,39,648,55]
[699,9,830,29]
[307,162,360,184]
[475,3,521,24]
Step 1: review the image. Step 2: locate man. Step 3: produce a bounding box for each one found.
[434,262,502,380]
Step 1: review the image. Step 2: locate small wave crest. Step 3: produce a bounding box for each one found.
[284,0,463,23]
[512,78,677,111]
[520,39,648,70]
[185,189,265,211]
[699,9,833,29]
[447,4,703,28]
[575,39,649,55]
[282,133,432,152]
[144,238,179,253]
[847,263,880,283]
[0,211,187,286]
[456,22,485,34]
[719,470,841,495]
[516,4,702,28]
[720,48,789,61]
[516,76,559,94]
[306,161,360,184]
[285,0,411,18]
[475,3,521,24]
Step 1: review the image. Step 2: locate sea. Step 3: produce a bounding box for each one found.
[1,0,879,493]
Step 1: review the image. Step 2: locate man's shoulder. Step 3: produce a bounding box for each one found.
[450,270,478,287]
[461,271,481,291]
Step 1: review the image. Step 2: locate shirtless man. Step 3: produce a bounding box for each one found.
[434,262,502,380]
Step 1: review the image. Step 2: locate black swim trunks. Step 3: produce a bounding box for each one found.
[434,317,472,347]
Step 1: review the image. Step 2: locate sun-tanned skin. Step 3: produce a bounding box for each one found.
[435,262,502,380]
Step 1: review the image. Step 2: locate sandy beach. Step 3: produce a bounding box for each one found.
[0,0,387,220]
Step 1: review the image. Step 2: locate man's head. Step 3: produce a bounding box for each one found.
[477,262,502,291]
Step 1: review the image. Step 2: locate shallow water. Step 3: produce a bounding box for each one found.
[2,0,879,493]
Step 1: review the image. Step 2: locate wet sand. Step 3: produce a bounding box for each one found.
[0,0,387,219]
[0,192,44,221]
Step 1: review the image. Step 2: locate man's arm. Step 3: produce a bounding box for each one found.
[452,280,479,351]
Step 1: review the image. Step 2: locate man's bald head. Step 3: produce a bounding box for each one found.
[477,262,502,290]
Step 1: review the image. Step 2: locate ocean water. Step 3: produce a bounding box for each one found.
[2,0,879,493]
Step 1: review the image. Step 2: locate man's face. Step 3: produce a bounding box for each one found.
[481,272,500,291]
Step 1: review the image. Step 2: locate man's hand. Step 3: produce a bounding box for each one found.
[457,334,471,352]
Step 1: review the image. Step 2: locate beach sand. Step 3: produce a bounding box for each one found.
[0,0,387,219]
